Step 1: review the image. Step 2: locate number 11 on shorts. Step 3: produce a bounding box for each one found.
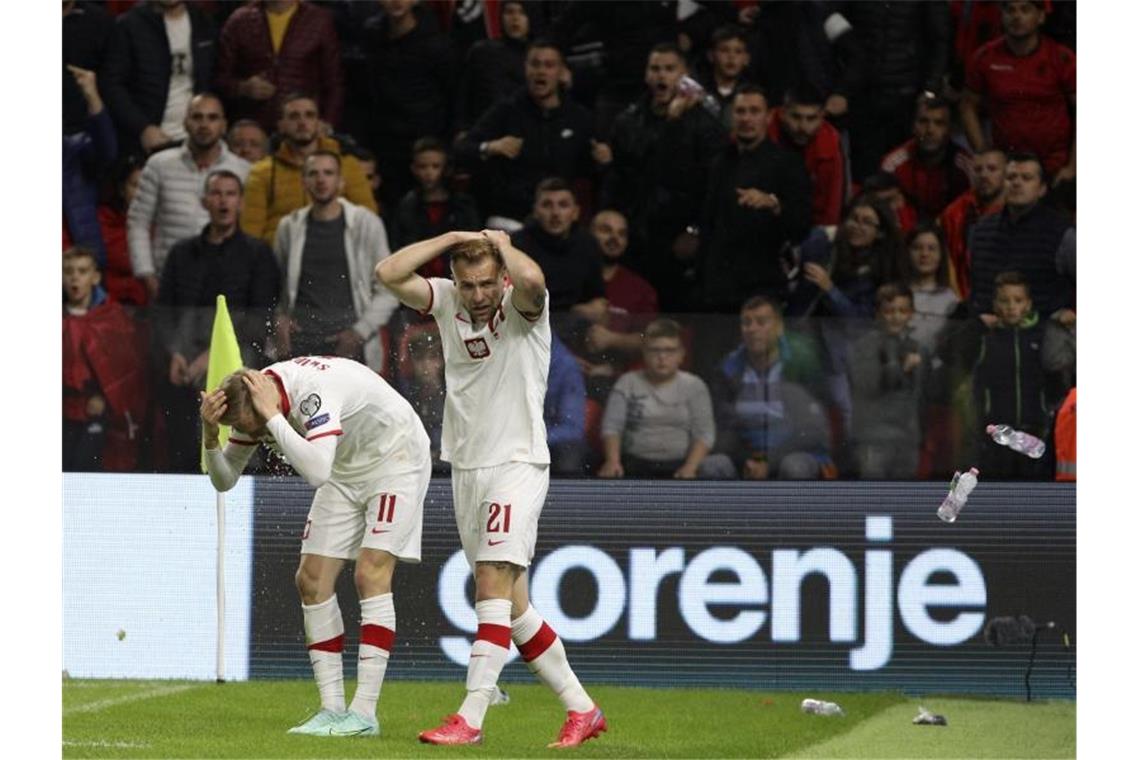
[372,493,396,534]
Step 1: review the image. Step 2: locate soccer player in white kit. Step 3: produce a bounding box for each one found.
[377,230,606,748]
[199,356,432,738]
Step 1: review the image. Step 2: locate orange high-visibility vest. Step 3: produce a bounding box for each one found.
[1055,387,1076,481]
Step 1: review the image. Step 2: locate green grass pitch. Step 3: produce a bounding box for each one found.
[62,679,1074,758]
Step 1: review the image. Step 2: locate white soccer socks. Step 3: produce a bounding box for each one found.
[349,593,395,719]
[457,598,513,729]
[512,605,593,713]
[301,594,346,712]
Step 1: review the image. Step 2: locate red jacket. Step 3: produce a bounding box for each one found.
[215,1,345,131]
[768,111,846,226]
[880,138,973,219]
[63,300,149,470]
[937,189,1004,300]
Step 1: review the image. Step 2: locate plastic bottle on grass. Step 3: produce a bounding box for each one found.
[986,424,1046,459]
[801,699,845,716]
[937,467,979,523]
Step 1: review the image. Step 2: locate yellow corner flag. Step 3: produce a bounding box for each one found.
[201,295,245,474]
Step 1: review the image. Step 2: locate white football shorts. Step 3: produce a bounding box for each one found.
[300,457,431,562]
[451,461,549,569]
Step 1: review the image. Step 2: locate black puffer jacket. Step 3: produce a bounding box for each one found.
[837,0,950,95]
[100,3,216,150]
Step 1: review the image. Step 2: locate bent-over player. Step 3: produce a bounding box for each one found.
[200,356,432,737]
[376,230,606,748]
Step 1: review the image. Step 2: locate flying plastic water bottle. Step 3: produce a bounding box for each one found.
[986,424,1047,459]
[801,699,845,717]
[937,468,979,523]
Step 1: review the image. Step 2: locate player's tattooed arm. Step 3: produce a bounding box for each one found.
[483,229,546,317]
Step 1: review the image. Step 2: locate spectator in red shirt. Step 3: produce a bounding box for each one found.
[961,1,1075,182]
[215,1,345,134]
[938,148,1008,300]
[880,94,972,220]
[767,84,846,227]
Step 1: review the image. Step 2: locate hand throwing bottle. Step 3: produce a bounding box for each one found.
[937,467,979,523]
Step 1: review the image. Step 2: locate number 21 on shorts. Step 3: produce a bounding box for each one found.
[487,502,511,533]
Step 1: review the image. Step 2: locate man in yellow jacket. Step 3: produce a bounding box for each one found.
[241,93,377,245]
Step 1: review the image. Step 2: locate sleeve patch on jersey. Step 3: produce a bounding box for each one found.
[304,412,331,430]
[299,393,322,417]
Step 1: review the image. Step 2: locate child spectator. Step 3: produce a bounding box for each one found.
[388,137,481,277]
[850,284,926,479]
[904,224,961,353]
[961,271,1057,479]
[698,24,753,129]
[598,319,735,480]
[62,248,148,472]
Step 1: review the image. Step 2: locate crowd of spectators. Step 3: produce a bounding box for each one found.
[62,0,1077,482]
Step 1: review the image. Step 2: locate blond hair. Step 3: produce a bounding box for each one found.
[217,369,254,426]
[449,237,504,272]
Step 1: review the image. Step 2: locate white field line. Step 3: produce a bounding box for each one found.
[64,683,200,716]
[63,740,151,749]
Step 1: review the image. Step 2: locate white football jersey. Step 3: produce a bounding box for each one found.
[426,278,551,468]
[230,356,429,483]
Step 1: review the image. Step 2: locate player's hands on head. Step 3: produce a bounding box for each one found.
[199,389,227,444]
[242,370,281,421]
[480,228,511,251]
[450,230,485,246]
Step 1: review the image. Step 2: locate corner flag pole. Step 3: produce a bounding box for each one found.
[216,491,226,683]
[203,295,244,684]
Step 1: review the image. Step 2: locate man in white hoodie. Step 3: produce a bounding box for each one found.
[273,150,397,374]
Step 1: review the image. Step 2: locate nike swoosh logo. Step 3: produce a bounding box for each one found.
[371,528,391,534]
[487,539,506,546]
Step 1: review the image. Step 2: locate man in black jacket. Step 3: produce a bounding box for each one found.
[968,153,1073,319]
[455,40,605,228]
[695,85,812,315]
[364,0,454,211]
[600,42,728,311]
[100,0,217,159]
[510,178,607,347]
[157,169,279,471]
